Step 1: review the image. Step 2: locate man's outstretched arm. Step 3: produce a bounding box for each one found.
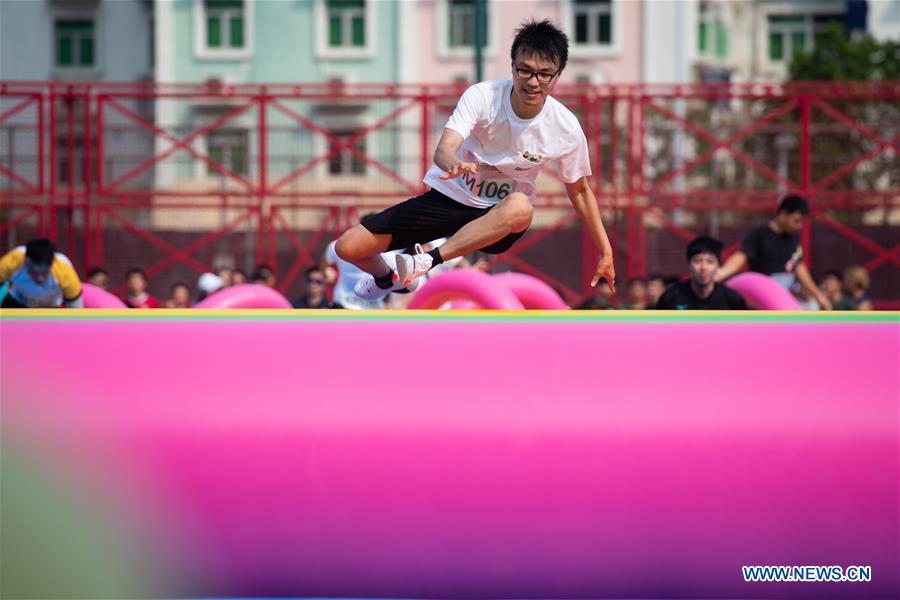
[433,129,477,179]
[565,177,615,292]
[715,251,748,283]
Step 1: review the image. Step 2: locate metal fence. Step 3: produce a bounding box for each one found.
[2,80,898,306]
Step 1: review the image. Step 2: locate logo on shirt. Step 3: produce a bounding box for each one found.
[785,246,804,273]
[522,150,543,164]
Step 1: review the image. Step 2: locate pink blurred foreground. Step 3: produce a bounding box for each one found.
[1,313,897,598]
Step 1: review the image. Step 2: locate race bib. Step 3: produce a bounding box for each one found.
[460,172,512,202]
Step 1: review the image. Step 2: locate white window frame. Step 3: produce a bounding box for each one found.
[435,0,499,60]
[559,0,621,59]
[192,111,253,181]
[759,2,844,69]
[314,0,377,60]
[697,0,730,62]
[55,20,95,68]
[194,0,254,61]
[312,115,375,180]
[205,129,250,178]
[51,7,102,78]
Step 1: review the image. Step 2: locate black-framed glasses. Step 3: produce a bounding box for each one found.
[514,64,560,85]
[307,278,325,285]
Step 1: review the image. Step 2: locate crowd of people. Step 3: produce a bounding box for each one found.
[0,231,876,311]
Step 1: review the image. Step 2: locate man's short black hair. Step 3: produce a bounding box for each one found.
[125,268,146,280]
[87,267,108,278]
[252,265,275,282]
[511,19,568,72]
[777,194,809,216]
[25,238,55,266]
[304,266,323,279]
[687,235,724,262]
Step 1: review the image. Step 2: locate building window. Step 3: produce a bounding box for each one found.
[573,0,611,46]
[205,0,245,49]
[207,130,248,176]
[327,130,366,176]
[327,0,366,48]
[448,0,477,47]
[56,20,95,67]
[767,13,843,62]
[698,2,728,59]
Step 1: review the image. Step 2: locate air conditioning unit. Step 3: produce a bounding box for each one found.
[193,74,242,108]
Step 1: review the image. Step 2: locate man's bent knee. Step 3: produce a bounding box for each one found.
[499,192,533,232]
[335,225,386,262]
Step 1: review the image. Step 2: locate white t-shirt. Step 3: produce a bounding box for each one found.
[325,241,405,310]
[423,79,592,209]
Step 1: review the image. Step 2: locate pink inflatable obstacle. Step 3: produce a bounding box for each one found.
[410,269,567,310]
[81,282,127,308]
[726,272,802,310]
[491,272,569,309]
[194,283,291,309]
[1,311,896,599]
[408,269,524,309]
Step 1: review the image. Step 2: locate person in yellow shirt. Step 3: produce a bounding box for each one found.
[0,238,83,308]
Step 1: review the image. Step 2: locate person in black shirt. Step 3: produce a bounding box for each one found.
[656,236,747,310]
[714,194,832,309]
[293,267,340,309]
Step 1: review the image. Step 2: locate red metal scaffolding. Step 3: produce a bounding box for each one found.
[1,81,898,306]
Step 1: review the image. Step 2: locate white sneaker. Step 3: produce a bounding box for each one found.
[395,247,434,285]
[354,271,420,301]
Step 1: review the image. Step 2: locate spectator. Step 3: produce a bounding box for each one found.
[293,267,338,309]
[252,265,276,288]
[843,265,874,310]
[215,266,234,287]
[819,270,849,309]
[647,274,667,308]
[793,282,821,311]
[657,235,747,310]
[0,238,83,308]
[623,277,649,310]
[715,194,831,310]
[468,251,493,274]
[86,267,110,290]
[196,272,225,304]
[232,269,248,285]
[576,284,613,310]
[165,282,191,309]
[122,268,160,308]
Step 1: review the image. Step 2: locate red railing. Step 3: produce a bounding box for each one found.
[1,81,898,306]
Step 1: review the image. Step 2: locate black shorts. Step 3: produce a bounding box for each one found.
[361,189,526,254]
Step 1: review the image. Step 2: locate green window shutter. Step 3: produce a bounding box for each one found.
[351,15,364,46]
[208,17,221,47]
[598,14,611,43]
[58,36,73,66]
[231,146,245,175]
[229,16,243,47]
[209,146,223,175]
[329,15,342,46]
[575,14,588,44]
[80,36,94,65]
[791,32,805,54]
[715,23,728,58]
[769,33,783,60]
[698,22,707,53]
